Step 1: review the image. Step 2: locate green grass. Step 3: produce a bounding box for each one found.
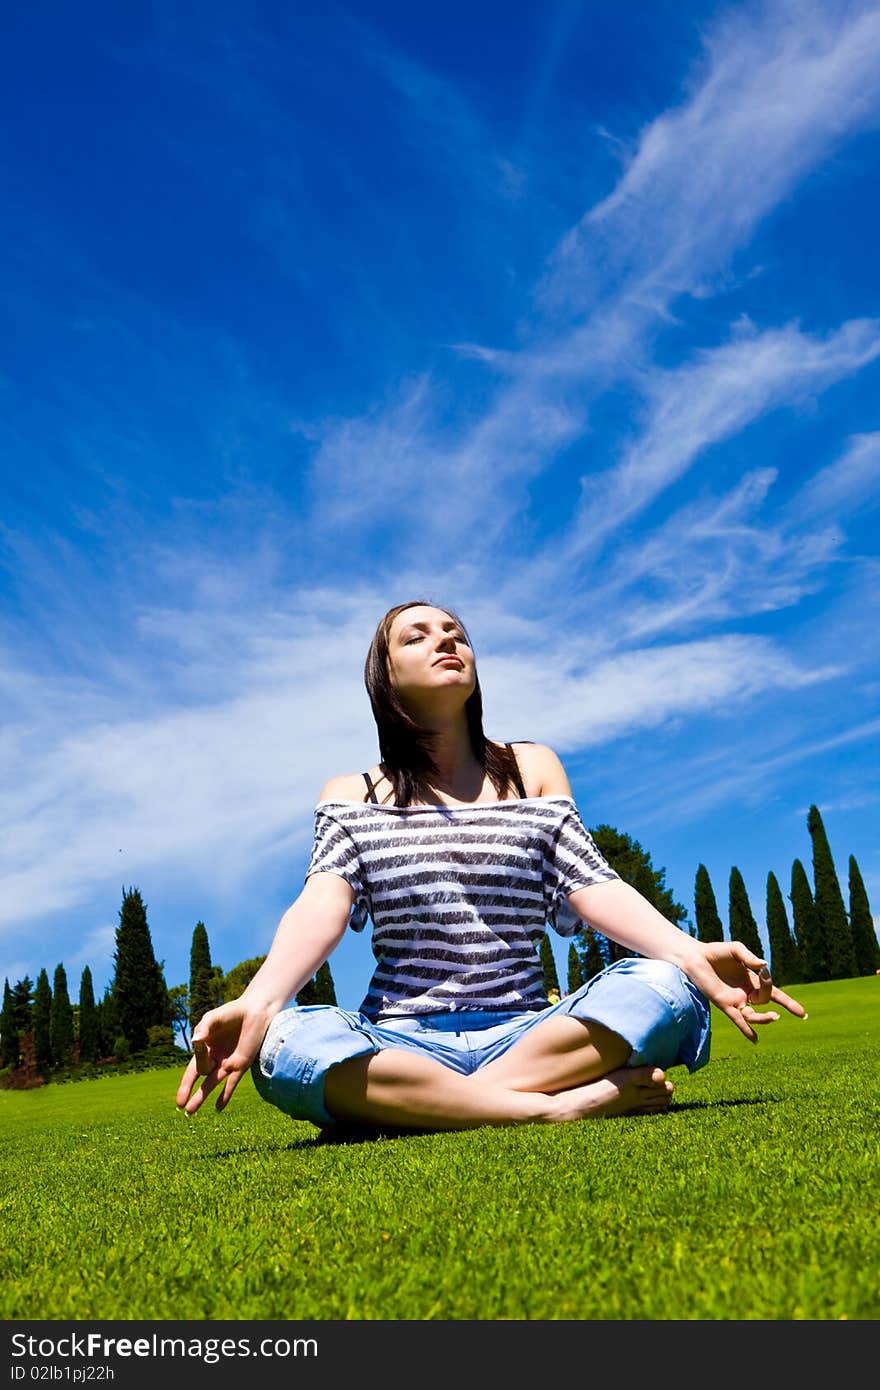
[2,977,878,1321]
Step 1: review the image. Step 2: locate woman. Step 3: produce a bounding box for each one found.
[176,600,806,1132]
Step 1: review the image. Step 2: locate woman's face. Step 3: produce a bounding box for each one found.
[386,605,476,708]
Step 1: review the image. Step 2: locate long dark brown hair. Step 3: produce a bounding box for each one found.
[363,599,525,807]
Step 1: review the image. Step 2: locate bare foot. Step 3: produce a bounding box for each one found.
[554,1065,674,1121]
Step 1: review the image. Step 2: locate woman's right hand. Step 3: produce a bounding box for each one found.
[175,999,278,1116]
[174,875,351,1116]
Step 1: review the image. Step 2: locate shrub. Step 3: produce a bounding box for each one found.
[147,1025,175,1048]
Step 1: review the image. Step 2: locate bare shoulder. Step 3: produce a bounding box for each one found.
[317,771,371,803]
[506,741,573,797]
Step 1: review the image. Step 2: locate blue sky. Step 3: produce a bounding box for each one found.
[2,0,879,1024]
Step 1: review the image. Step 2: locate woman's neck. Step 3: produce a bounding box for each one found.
[417,716,483,795]
[425,721,474,778]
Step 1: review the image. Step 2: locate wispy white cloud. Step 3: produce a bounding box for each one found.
[1,961,33,988]
[545,0,880,310]
[590,467,844,642]
[504,316,880,610]
[303,374,441,527]
[614,716,880,830]
[0,592,381,935]
[67,926,118,985]
[481,632,831,749]
[301,0,880,572]
[363,39,528,203]
[304,364,590,557]
[795,789,880,816]
[555,317,880,564]
[301,310,880,581]
[790,430,880,521]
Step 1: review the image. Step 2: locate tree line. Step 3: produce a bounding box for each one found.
[548,805,878,995]
[0,886,336,1088]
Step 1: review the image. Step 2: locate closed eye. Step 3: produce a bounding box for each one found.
[401,625,468,645]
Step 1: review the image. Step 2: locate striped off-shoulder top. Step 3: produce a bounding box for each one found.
[304,792,619,1020]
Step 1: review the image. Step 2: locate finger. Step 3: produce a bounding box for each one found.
[733,943,769,973]
[192,1037,214,1076]
[175,1057,200,1108]
[215,1068,244,1112]
[745,963,774,1004]
[721,1002,758,1044]
[735,946,771,989]
[770,985,808,1019]
[740,1006,780,1025]
[182,1068,225,1116]
[180,1081,208,1116]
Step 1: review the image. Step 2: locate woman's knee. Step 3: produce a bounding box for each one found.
[251,1004,381,1127]
[560,956,710,1073]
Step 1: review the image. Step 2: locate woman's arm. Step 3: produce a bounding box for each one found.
[534,744,806,1039]
[239,871,354,1013]
[175,871,354,1115]
[568,878,705,972]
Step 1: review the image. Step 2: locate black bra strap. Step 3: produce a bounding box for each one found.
[362,771,379,804]
[505,743,528,799]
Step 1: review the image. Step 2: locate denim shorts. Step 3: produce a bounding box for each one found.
[250,957,711,1130]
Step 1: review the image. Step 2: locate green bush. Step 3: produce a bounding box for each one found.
[147,1025,175,1048]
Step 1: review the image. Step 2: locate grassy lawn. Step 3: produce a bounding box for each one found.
[2,977,878,1321]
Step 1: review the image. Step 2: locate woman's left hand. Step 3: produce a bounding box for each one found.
[683,940,807,1042]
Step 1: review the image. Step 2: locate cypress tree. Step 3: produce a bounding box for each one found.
[97,985,120,1057]
[567,943,583,994]
[296,961,338,1007]
[848,855,880,976]
[728,868,763,957]
[78,967,99,1064]
[790,858,824,982]
[575,924,607,982]
[765,872,800,985]
[0,978,18,1069]
[189,922,219,1038]
[295,975,317,1006]
[50,963,74,1069]
[694,864,725,943]
[808,806,856,980]
[32,969,53,1076]
[538,933,561,997]
[152,957,174,1031]
[313,961,337,1006]
[112,886,166,1053]
[11,977,34,1054]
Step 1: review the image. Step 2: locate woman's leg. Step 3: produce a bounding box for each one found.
[472,958,710,1096]
[473,1015,630,1093]
[253,977,690,1133]
[322,1034,672,1131]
